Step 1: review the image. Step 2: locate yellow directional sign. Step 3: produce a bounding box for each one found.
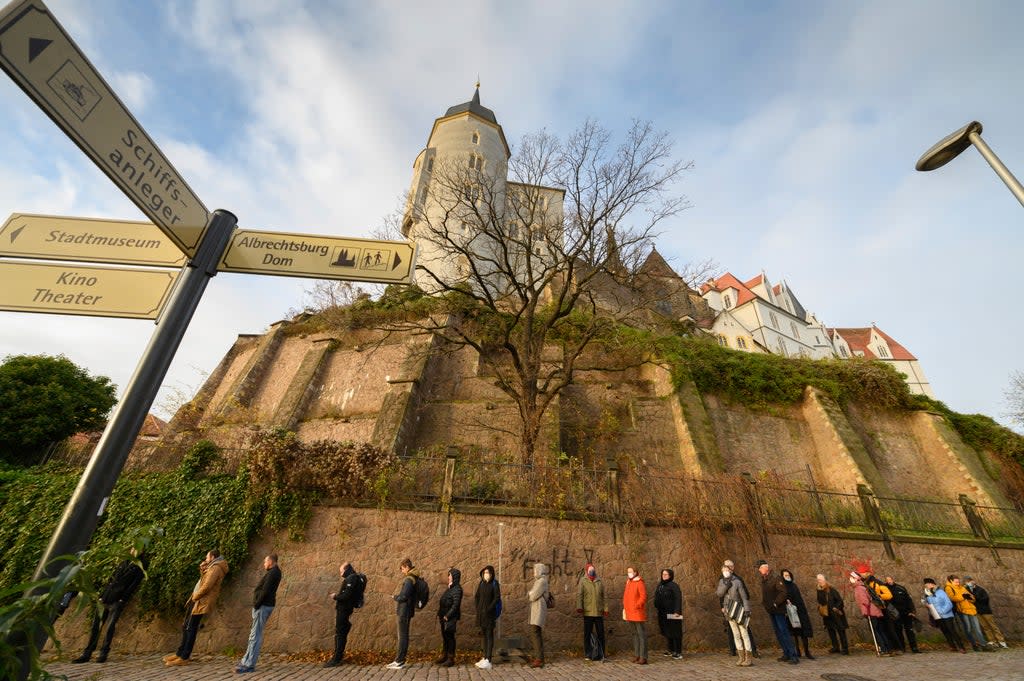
[0,213,193,267]
[0,0,209,255]
[219,230,417,284]
[0,260,179,319]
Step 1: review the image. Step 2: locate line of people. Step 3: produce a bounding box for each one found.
[67,547,1010,673]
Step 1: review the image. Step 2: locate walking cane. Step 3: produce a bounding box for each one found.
[867,617,880,656]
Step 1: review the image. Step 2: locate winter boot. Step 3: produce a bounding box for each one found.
[740,649,753,667]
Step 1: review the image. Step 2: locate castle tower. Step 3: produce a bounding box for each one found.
[403,87,512,291]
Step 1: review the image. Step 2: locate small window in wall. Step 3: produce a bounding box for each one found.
[737,337,747,349]
[769,311,779,328]
[717,335,729,347]
[468,154,484,171]
[427,158,434,172]
[471,131,480,144]
[839,345,848,358]
[776,340,787,356]
[877,345,890,358]
[790,322,800,340]
[723,294,733,309]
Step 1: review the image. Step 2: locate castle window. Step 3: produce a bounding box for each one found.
[790,322,800,339]
[737,337,747,349]
[717,335,728,347]
[769,311,779,328]
[839,345,848,358]
[776,340,787,356]
[427,158,434,172]
[464,184,480,203]
[468,153,483,171]
[471,131,479,144]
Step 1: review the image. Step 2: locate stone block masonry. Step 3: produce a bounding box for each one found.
[51,506,1024,658]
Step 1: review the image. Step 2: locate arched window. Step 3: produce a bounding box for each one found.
[471,131,480,144]
[468,153,483,171]
[427,158,434,172]
[737,337,747,349]
[717,335,729,347]
[769,311,779,328]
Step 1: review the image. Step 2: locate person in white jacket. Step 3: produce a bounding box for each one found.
[528,563,550,668]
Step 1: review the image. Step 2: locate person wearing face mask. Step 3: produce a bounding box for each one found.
[622,567,648,664]
[436,568,462,667]
[923,577,966,653]
[717,563,753,666]
[781,568,813,659]
[945,575,987,651]
[474,565,500,669]
[654,568,683,660]
[576,563,607,661]
[756,559,798,664]
[851,571,892,656]
[964,576,1007,648]
[719,560,758,658]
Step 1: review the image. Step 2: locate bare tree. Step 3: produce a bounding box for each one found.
[1006,370,1024,429]
[390,120,692,465]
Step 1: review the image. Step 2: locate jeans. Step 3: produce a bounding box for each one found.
[83,601,126,655]
[956,613,986,648]
[583,616,605,659]
[395,616,411,663]
[240,605,274,668]
[769,613,798,659]
[629,621,647,659]
[176,612,204,660]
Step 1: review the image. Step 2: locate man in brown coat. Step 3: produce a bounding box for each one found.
[164,550,230,666]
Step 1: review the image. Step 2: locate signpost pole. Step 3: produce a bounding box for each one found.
[30,209,237,581]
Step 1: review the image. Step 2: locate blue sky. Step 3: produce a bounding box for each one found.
[1,0,1022,425]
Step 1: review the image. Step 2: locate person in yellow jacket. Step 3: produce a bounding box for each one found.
[861,572,900,656]
[164,550,230,666]
[945,575,988,651]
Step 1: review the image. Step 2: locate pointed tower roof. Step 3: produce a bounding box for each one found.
[444,86,498,125]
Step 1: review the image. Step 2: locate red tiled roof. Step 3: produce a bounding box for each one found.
[744,274,765,289]
[830,327,917,361]
[772,283,782,295]
[701,272,757,306]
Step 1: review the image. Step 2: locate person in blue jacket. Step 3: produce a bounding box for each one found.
[923,578,966,653]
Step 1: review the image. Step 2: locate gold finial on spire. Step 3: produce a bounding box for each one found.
[475,75,480,89]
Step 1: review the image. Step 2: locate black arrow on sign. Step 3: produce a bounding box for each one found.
[28,37,52,63]
[392,252,402,270]
[9,225,25,243]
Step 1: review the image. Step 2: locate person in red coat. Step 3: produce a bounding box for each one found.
[623,566,648,664]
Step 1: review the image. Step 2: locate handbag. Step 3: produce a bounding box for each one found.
[885,603,900,621]
[818,603,829,617]
[728,599,749,627]
[785,602,801,628]
[545,591,555,609]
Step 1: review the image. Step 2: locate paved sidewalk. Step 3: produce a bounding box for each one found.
[44,647,1024,681]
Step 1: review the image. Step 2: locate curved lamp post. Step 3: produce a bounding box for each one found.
[916,121,1024,208]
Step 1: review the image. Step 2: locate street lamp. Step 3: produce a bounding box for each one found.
[916,121,1024,208]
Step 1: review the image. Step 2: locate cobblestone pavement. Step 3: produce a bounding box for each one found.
[43,647,1024,681]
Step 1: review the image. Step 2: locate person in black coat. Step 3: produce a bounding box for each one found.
[436,568,463,667]
[473,565,500,669]
[324,561,363,667]
[72,548,149,663]
[884,576,920,653]
[815,574,849,654]
[653,568,684,659]
[781,568,814,659]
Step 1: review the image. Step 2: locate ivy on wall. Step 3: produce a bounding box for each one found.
[0,434,392,616]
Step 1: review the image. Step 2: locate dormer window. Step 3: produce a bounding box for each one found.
[877,345,890,358]
[471,131,480,144]
[839,345,848,358]
[723,294,732,308]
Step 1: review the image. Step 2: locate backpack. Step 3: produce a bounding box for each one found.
[353,573,368,609]
[414,575,430,609]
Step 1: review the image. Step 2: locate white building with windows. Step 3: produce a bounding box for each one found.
[401,87,563,293]
[701,271,934,396]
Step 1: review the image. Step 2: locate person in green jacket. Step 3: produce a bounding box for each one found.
[576,563,607,661]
